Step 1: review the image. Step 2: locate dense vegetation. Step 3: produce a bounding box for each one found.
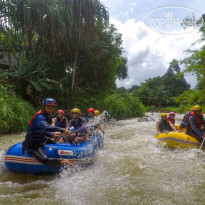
[97,93,145,120]
[0,83,36,134]
[0,0,127,107]
[0,0,143,134]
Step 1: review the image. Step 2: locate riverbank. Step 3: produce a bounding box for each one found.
[146,105,200,114]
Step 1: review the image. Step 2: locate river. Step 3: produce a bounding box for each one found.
[1,113,205,205]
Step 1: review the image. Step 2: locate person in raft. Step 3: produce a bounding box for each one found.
[54,110,69,129]
[85,108,98,136]
[94,110,100,116]
[167,112,176,126]
[58,108,89,145]
[156,113,177,134]
[179,105,205,129]
[179,109,192,128]
[186,105,205,143]
[94,109,105,134]
[22,98,73,169]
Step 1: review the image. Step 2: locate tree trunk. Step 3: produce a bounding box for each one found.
[71,47,78,107]
[71,47,78,93]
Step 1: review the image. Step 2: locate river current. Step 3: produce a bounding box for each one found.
[1,113,205,205]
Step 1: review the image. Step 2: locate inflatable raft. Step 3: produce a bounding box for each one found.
[3,133,103,174]
[155,132,201,149]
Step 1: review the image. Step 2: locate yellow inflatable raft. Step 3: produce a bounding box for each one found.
[155,132,201,149]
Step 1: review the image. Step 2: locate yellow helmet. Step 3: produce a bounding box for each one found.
[161,113,167,117]
[71,108,81,114]
[191,105,202,111]
[94,110,100,116]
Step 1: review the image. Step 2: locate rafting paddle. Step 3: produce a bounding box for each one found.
[199,138,205,150]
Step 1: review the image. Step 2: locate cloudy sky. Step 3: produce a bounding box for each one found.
[100,0,205,88]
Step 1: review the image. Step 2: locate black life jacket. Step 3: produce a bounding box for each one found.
[69,118,84,129]
[69,118,87,136]
[55,116,67,128]
[158,119,172,132]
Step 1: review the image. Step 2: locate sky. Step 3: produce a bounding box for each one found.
[100,0,205,89]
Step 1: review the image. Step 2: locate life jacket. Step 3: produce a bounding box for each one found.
[186,111,204,131]
[29,110,42,126]
[69,118,87,136]
[167,117,175,125]
[55,116,67,128]
[158,119,172,132]
[22,110,52,153]
[29,110,52,127]
[69,118,84,129]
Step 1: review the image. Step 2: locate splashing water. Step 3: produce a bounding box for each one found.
[83,110,109,127]
[1,113,205,204]
[80,110,109,134]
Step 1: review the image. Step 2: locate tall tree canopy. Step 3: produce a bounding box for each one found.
[0,0,127,108]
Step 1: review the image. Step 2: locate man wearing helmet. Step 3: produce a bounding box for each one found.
[54,110,69,129]
[156,113,177,134]
[22,98,72,169]
[186,105,205,142]
[59,108,89,145]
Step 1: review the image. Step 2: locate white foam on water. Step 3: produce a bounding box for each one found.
[1,113,205,204]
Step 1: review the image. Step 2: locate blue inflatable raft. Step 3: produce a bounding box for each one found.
[3,133,103,174]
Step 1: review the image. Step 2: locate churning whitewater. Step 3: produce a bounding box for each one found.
[1,113,205,205]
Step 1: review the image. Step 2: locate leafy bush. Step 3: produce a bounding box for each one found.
[173,89,205,113]
[97,93,145,120]
[175,89,198,105]
[0,84,36,134]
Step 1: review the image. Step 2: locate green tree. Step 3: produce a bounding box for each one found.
[0,0,126,109]
[133,62,190,107]
[116,57,128,80]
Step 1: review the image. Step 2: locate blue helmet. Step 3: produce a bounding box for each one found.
[42,98,57,106]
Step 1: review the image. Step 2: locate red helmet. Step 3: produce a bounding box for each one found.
[87,108,95,113]
[57,110,64,114]
[169,112,175,116]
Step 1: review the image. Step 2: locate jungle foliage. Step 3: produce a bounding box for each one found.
[0,82,36,134]
[0,0,146,133]
[0,0,128,109]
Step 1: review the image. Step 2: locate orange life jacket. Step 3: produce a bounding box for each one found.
[29,110,43,126]
[186,111,204,130]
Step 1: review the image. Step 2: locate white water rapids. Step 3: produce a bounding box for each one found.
[1,112,205,205]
